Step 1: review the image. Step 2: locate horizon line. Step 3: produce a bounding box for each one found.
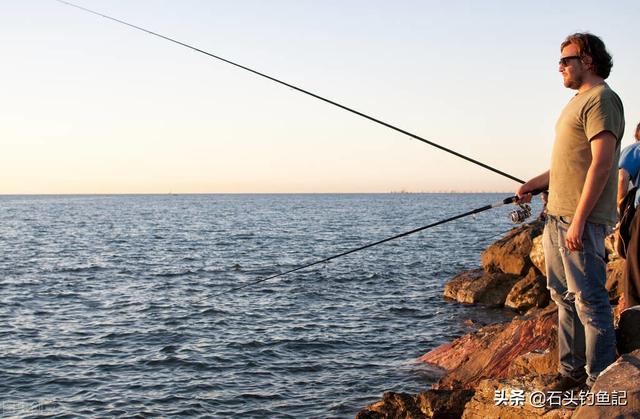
[0,191,515,196]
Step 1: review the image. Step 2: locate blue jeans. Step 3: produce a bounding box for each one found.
[543,215,616,386]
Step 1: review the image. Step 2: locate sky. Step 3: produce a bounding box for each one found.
[2,0,639,194]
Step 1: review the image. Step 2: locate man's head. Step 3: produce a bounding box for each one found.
[559,33,612,89]
[635,122,640,142]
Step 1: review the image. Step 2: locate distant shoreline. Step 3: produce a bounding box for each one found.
[0,191,515,197]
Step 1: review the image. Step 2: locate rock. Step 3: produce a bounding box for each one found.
[507,333,558,378]
[443,269,483,301]
[418,322,506,373]
[573,349,640,418]
[529,234,546,275]
[617,306,640,354]
[604,230,617,258]
[506,350,557,379]
[464,318,484,327]
[605,258,624,303]
[606,258,625,322]
[461,376,573,418]
[505,268,550,313]
[357,216,640,418]
[415,390,475,418]
[481,221,544,276]
[444,269,520,308]
[355,389,474,419]
[356,392,425,419]
[419,305,558,389]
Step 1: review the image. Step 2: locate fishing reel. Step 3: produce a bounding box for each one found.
[510,203,532,224]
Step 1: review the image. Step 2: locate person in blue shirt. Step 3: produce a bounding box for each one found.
[617,122,640,310]
[618,123,640,204]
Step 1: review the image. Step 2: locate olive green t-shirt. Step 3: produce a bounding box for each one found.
[547,83,625,226]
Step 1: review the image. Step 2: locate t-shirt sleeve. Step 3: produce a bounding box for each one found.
[583,94,624,142]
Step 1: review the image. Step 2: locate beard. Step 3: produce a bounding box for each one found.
[563,72,583,90]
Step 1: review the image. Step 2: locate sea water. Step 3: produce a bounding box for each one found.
[0,194,540,418]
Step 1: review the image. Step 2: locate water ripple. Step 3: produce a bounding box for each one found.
[0,194,538,417]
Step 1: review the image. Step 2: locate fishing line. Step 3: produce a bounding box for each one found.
[55,0,525,184]
[203,193,542,298]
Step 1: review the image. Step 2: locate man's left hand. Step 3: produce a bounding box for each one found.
[566,221,584,251]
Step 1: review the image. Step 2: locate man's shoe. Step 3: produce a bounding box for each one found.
[545,373,587,392]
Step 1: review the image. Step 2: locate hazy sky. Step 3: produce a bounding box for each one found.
[2,0,639,193]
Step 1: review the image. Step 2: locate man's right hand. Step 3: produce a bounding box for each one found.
[515,170,550,204]
[516,186,533,204]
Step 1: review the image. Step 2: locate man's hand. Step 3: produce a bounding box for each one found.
[567,131,617,251]
[566,219,585,251]
[516,171,550,204]
[516,185,533,204]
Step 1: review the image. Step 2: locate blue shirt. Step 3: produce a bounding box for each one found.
[619,142,640,204]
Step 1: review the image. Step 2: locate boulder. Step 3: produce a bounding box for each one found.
[529,234,546,275]
[355,389,474,419]
[443,269,484,301]
[444,269,520,308]
[573,349,640,418]
[414,390,475,418]
[605,258,624,303]
[604,230,617,257]
[418,322,506,373]
[355,392,426,419]
[507,333,558,378]
[419,305,558,390]
[481,221,544,276]
[505,268,550,313]
[617,306,640,354]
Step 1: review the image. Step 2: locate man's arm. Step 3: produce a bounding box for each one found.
[516,170,549,203]
[618,168,630,206]
[565,131,617,251]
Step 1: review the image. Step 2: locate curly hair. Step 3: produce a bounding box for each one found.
[561,33,613,79]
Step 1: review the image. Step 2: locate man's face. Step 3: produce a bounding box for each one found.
[559,43,585,90]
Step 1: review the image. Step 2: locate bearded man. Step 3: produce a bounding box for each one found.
[517,33,624,390]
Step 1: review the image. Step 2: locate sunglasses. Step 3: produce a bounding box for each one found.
[559,56,581,66]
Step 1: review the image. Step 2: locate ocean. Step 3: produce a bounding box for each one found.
[0,193,538,418]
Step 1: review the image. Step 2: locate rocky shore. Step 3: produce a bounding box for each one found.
[357,221,640,418]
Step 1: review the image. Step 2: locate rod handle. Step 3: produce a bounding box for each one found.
[503,188,548,205]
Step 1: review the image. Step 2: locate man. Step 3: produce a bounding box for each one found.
[617,122,640,309]
[517,33,624,391]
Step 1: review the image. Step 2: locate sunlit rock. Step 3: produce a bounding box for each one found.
[419,306,558,390]
[529,234,546,275]
[481,221,544,276]
[444,268,520,308]
[573,349,640,418]
[505,268,550,313]
[355,389,474,419]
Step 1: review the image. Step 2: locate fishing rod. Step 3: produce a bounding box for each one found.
[54,0,525,184]
[206,193,540,297]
